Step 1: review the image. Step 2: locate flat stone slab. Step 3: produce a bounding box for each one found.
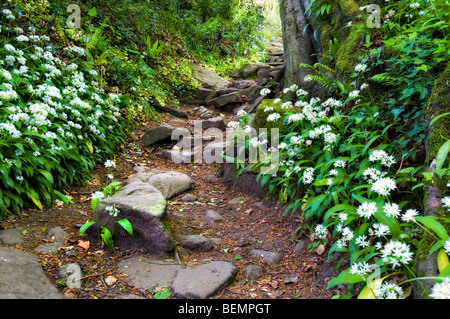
[119,256,181,290]
[171,261,237,299]
[0,247,62,299]
[0,227,24,245]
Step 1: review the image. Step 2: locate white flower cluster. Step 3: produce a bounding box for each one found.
[369,149,396,167]
[0,17,123,160]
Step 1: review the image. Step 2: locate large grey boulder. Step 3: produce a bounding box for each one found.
[143,125,177,146]
[188,62,229,91]
[0,247,62,299]
[206,91,242,109]
[98,182,175,256]
[171,261,237,299]
[125,171,194,199]
[147,172,194,199]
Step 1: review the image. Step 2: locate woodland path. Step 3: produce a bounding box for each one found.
[0,38,345,299]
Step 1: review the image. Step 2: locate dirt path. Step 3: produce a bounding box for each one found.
[0,39,346,299]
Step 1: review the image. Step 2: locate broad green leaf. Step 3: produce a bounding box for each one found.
[88,7,98,17]
[101,227,114,252]
[79,220,96,235]
[91,198,99,211]
[28,193,42,210]
[435,140,450,170]
[86,142,94,154]
[415,216,449,240]
[118,219,133,236]
[438,249,450,273]
[327,269,364,289]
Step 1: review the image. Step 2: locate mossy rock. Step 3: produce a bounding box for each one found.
[251,99,298,134]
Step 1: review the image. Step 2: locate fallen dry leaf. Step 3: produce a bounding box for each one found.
[78,240,90,250]
[105,275,117,286]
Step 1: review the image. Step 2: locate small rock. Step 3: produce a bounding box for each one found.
[176,235,213,252]
[35,227,69,254]
[180,194,197,202]
[201,117,226,130]
[283,277,298,284]
[228,196,246,205]
[250,249,282,265]
[293,240,307,255]
[59,263,82,289]
[133,165,149,173]
[252,202,266,211]
[204,210,223,225]
[245,264,263,280]
[316,244,325,256]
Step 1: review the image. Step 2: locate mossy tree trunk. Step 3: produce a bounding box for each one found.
[279,0,319,90]
[414,63,450,298]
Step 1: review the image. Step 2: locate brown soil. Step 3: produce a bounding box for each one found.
[0,105,346,299]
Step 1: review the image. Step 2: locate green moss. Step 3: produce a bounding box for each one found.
[337,0,360,19]
[425,63,450,166]
[334,31,367,82]
[251,99,296,132]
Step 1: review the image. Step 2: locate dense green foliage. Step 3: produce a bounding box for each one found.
[0,0,271,217]
[228,0,450,298]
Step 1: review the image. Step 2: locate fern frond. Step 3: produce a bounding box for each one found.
[55,20,67,44]
[86,18,109,52]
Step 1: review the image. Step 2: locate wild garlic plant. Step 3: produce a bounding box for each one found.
[0,6,126,217]
[79,160,133,253]
[231,70,449,298]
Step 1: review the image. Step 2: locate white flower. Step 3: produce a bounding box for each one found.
[374,282,403,299]
[369,150,396,167]
[237,110,247,117]
[371,177,397,196]
[105,204,120,217]
[349,90,360,99]
[104,160,115,168]
[442,197,450,210]
[260,88,271,96]
[296,89,308,96]
[92,191,105,200]
[349,262,372,275]
[445,239,450,255]
[227,121,240,130]
[267,113,281,122]
[16,35,29,42]
[360,83,369,90]
[401,209,418,222]
[342,227,354,241]
[381,240,414,268]
[302,167,315,184]
[334,160,346,168]
[410,2,420,9]
[304,75,313,82]
[384,202,401,218]
[355,235,370,248]
[355,64,368,72]
[329,169,339,176]
[430,277,450,299]
[370,223,390,237]
[315,224,328,239]
[357,201,378,219]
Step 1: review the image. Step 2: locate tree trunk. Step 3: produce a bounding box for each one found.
[413,63,450,298]
[279,0,320,89]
